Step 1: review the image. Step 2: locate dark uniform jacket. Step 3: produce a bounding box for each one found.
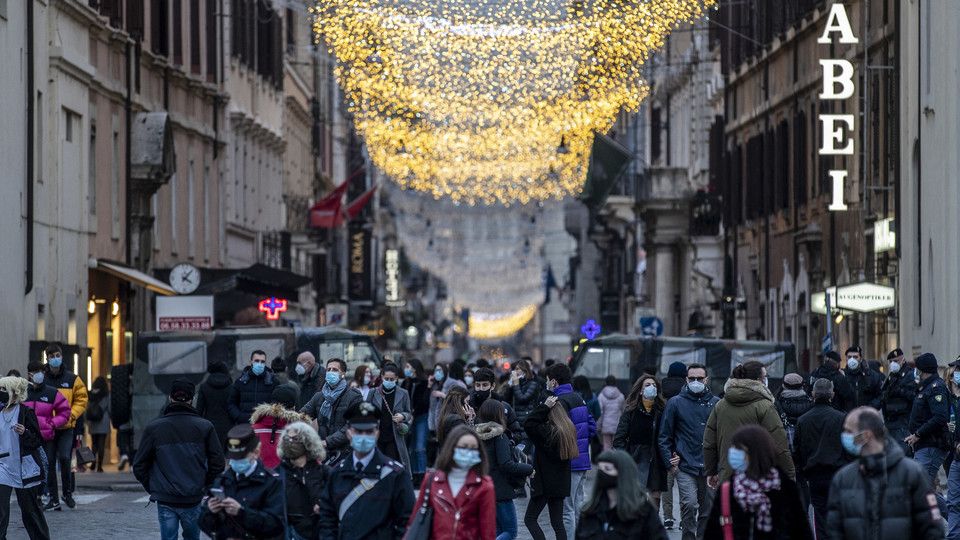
[908,374,951,451]
[199,461,285,539]
[318,449,415,540]
[845,367,885,409]
[133,402,225,506]
[881,370,918,424]
[826,441,944,540]
[228,367,278,424]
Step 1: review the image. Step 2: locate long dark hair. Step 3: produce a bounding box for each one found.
[91,376,109,398]
[731,361,765,381]
[572,375,593,401]
[406,358,425,379]
[583,450,650,521]
[437,386,471,443]
[514,359,534,380]
[478,399,505,426]
[624,374,664,411]
[435,425,489,476]
[729,425,778,480]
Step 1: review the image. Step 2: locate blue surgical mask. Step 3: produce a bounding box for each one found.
[251,362,266,376]
[382,380,397,390]
[434,370,445,382]
[642,385,658,399]
[687,381,706,394]
[464,375,474,386]
[841,432,864,456]
[453,447,482,469]
[728,447,748,473]
[229,458,254,475]
[295,364,307,376]
[404,368,414,378]
[351,434,376,454]
[48,356,62,369]
[953,372,960,386]
[325,371,342,386]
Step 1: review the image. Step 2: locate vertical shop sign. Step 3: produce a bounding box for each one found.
[818,3,858,211]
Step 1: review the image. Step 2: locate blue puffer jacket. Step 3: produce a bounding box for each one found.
[658,386,719,477]
[555,384,597,471]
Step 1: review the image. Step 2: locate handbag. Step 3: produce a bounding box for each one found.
[720,481,734,540]
[404,477,434,540]
[76,445,96,466]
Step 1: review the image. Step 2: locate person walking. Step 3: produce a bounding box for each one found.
[810,351,855,412]
[366,363,413,471]
[575,449,668,540]
[195,360,234,449]
[85,376,110,473]
[427,362,467,440]
[295,351,324,409]
[41,344,87,511]
[505,359,541,427]
[660,360,688,530]
[774,373,813,454]
[402,359,430,485]
[827,407,944,540]
[134,380,225,540]
[794,379,849,540]
[199,424,284,539]
[545,363,596,540]
[703,425,812,540]
[658,363,720,540]
[613,374,667,509]
[477,400,533,540]
[597,375,625,451]
[227,350,278,426]
[880,348,917,451]
[353,365,375,401]
[250,385,307,470]
[272,356,301,405]
[907,352,951,484]
[276,422,328,540]
[703,361,795,487]
[522,394,578,540]
[471,367,523,442]
[573,375,601,420]
[946,358,960,540]
[317,401,415,540]
[436,386,475,447]
[409,424,496,539]
[301,358,363,461]
[0,376,49,540]
[843,346,884,409]
[23,361,70,449]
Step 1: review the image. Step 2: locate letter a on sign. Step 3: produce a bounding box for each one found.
[818,3,859,44]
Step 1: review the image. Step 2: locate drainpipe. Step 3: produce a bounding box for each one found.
[25,0,35,295]
[125,40,133,266]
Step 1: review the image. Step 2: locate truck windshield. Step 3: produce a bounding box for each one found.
[577,347,631,380]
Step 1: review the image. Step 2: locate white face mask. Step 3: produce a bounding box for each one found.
[889,361,901,374]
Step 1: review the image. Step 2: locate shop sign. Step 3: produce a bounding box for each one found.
[156,296,214,331]
[811,282,895,314]
[258,297,289,321]
[818,3,859,212]
[348,223,373,303]
[874,218,896,252]
[384,249,405,307]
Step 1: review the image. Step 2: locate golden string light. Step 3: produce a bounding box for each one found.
[312,0,715,204]
[469,305,539,340]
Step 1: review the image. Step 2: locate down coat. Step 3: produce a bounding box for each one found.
[554,383,597,471]
[250,403,310,470]
[23,383,70,441]
[597,386,625,435]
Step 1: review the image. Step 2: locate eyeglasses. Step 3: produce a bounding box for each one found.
[687,376,706,382]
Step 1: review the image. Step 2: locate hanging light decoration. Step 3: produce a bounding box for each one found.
[469,305,539,340]
[312,0,715,204]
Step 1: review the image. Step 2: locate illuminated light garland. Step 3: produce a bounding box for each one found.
[312,0,716,204]
[469,304,539,340]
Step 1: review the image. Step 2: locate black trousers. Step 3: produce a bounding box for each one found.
[0,485,49,540]
[91,434,108,470]
[806,468,837,540]
[524,495,565,540]
[45,429,73,500]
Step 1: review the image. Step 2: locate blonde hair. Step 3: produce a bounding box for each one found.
[277,421,326,462]
[548,404,580,460]
[0,376,28,405]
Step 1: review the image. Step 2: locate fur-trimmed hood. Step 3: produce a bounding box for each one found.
[474,421,505,441]
[276,421,326,461]
[250,402,307,425]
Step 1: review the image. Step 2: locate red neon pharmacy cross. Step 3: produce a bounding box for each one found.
[258,297,288,320]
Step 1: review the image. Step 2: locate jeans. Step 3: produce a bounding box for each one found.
[524,496,565,540]
[562,470,587,540]
[662,468,676,523]
[0,485,48,540]
[915,447,947,484]
[45,428,73,501]
[495,500,518,540]
[158,503,201,540]
[407,415,429,475]
[675,471,712,540]
[948,460,960,540]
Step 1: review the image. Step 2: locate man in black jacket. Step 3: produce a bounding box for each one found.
[843,345,885,409]
[810,351,856,412]
[295,351,324,409]
[880,348,917,451]
[134,379,225,540]
[470,368,523,442]
[907,352,951,484]
[200,424,285,539]
[794,379,848,540]
[227,350,278,424]
[827,407,943,540]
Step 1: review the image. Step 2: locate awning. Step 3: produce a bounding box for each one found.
[190,263,312,302]
[91,259,176,296]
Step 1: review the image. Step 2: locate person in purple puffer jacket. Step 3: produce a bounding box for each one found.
[23,361,70,443]
[545,363,597,540]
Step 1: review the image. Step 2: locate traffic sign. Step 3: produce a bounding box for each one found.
[640,316,664,337]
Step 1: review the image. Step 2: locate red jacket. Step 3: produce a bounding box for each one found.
[250,403,308,470]
[408,469,496,540]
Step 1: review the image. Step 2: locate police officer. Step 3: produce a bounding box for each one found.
[881,348,918,451]
[843,345,885,409]
[318,401,415,540]
[906,352,951,484]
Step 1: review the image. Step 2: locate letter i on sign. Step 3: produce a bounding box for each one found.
[817,3,858,212]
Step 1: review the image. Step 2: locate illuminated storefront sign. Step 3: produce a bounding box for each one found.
[818,3,859,212]
[874,218,896,252]
[811,282,895,314]
[258,297,289,320]
[385,249,404,307]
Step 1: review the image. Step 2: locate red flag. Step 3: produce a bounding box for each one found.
[314,179,349,207]
[308,196,344,228]
[346,184,378,219]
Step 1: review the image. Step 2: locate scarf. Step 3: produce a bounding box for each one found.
[319,378,348,421]
[732,468,780,532]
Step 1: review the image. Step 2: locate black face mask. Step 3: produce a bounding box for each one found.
[473,390,491,405]
[595,470,618,490]
[0,391,10,405]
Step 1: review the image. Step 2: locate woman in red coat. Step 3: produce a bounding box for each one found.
[407,424,496,540]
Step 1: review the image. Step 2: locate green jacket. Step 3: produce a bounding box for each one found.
[703,378,796,481]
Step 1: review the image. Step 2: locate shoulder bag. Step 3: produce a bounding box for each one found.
[404,477,434,540]
[720,481,734,540]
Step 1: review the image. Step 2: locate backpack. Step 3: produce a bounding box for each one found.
[86,399,105,423]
